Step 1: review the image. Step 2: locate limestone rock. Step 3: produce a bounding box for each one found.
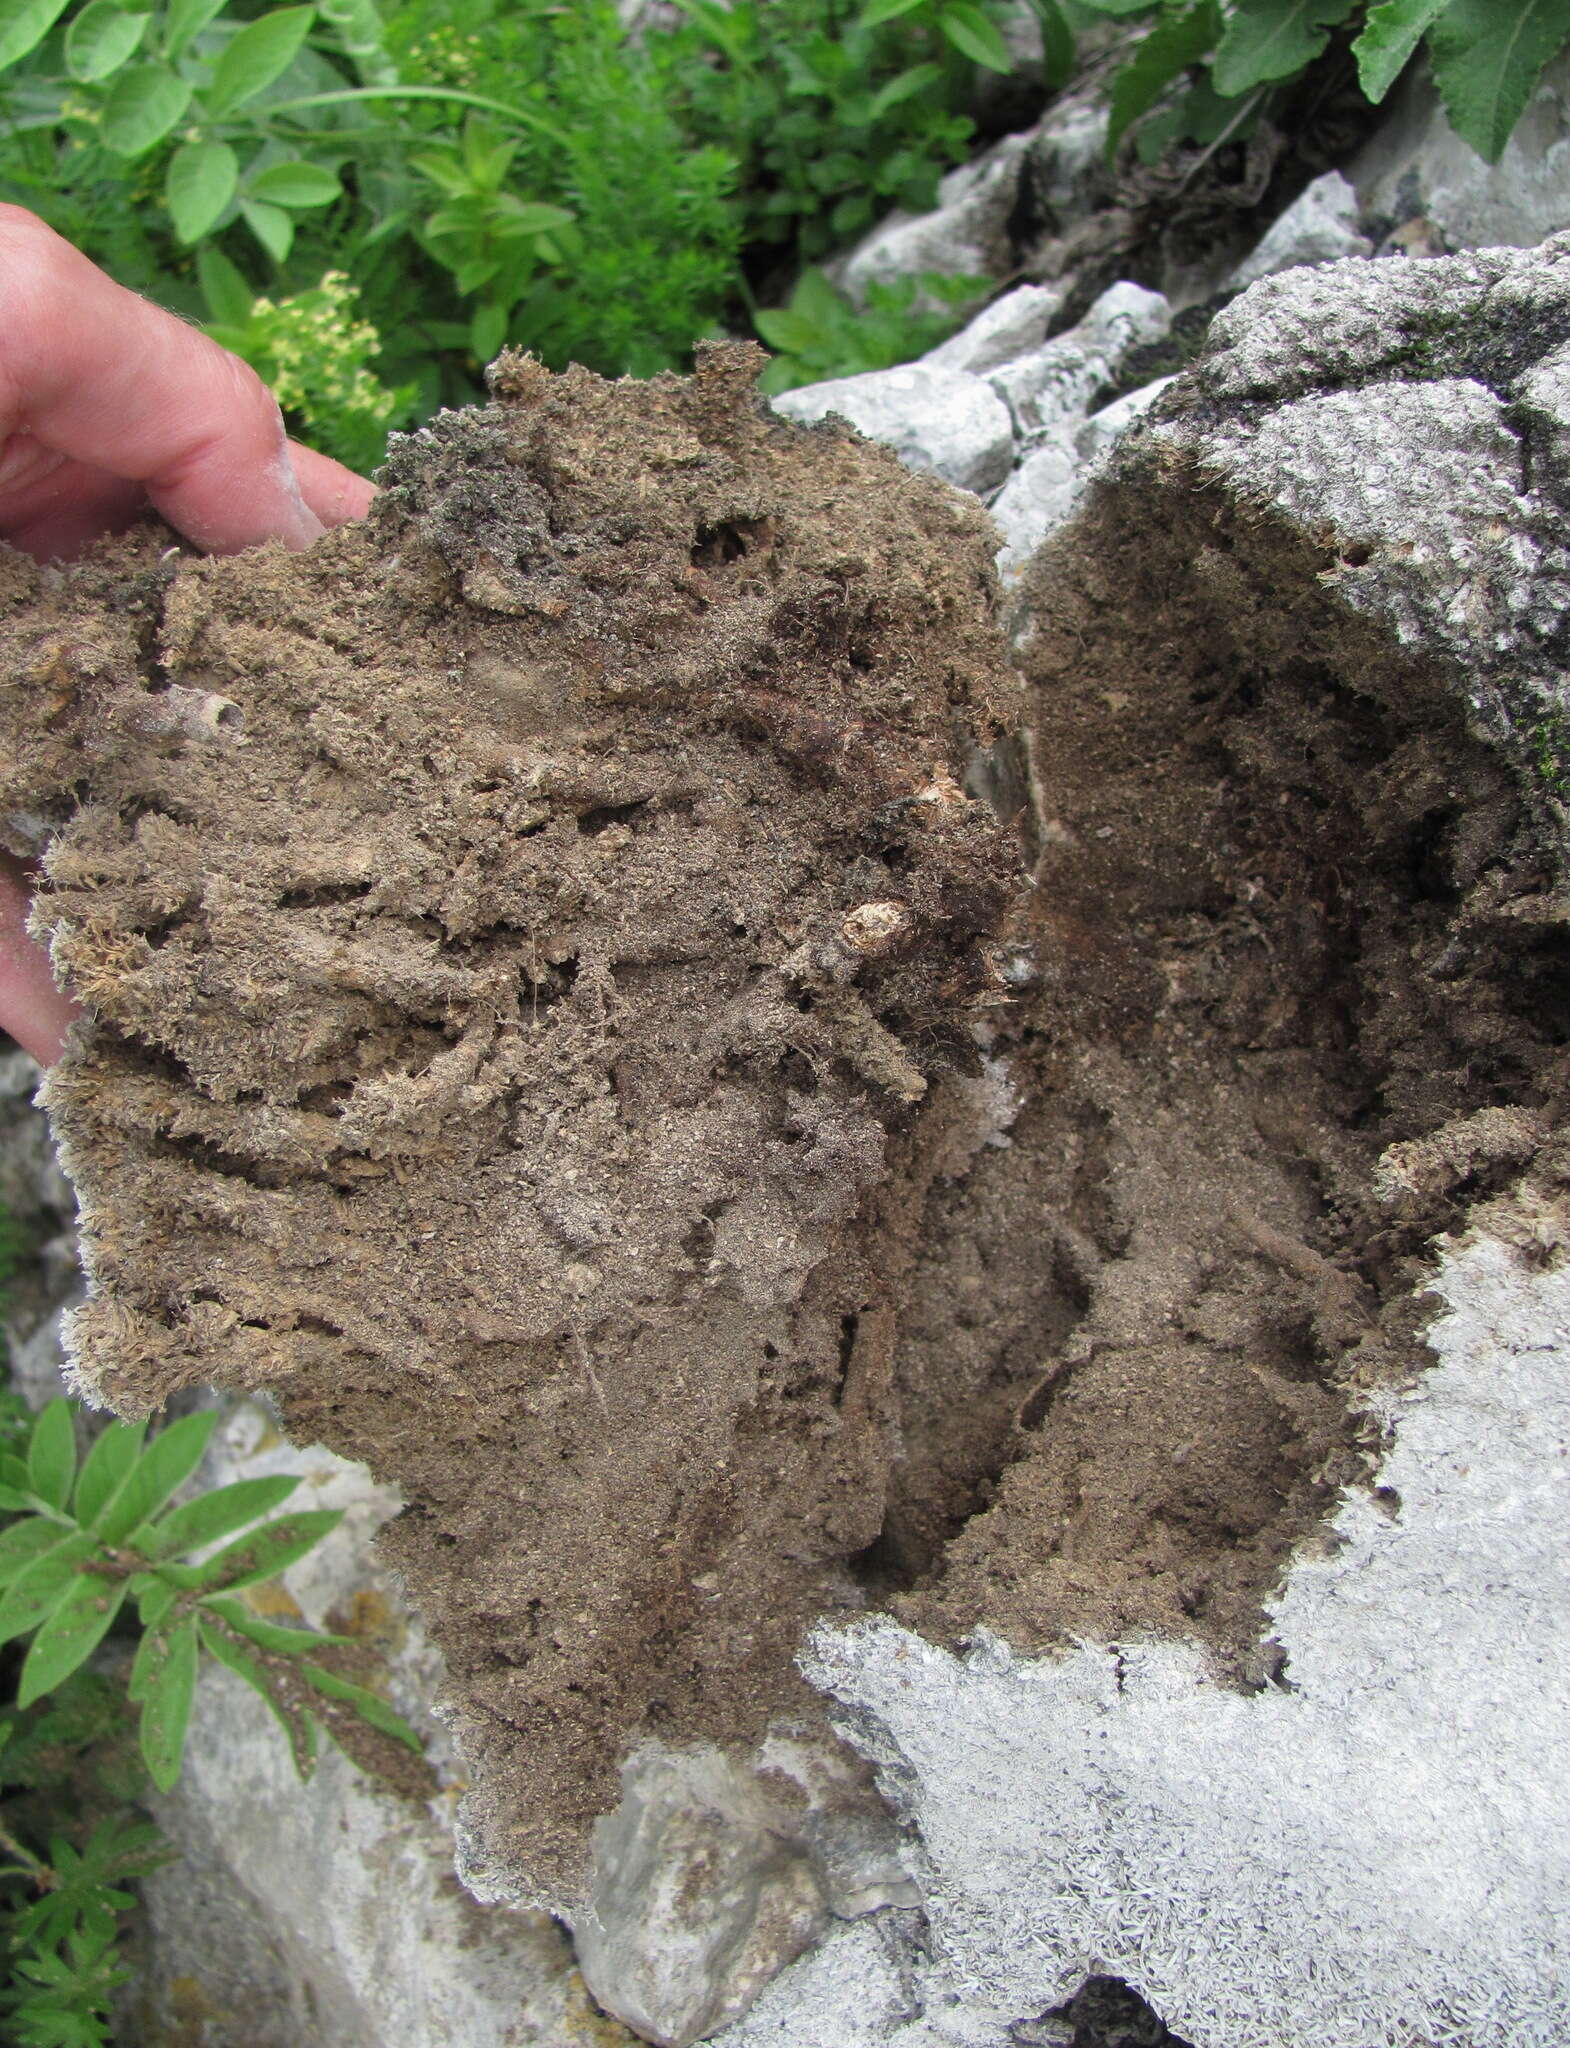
[1226,171,1371,289]
[574,1740,919,2046]
[770,364,1016,493]
[128,1397,635,2044]
[922,284,1068,377]
[1351,48,1570,252]
[832,129,1039,308]
[983,282,1170,440]
[745,1228,1570,2048]
[989,377,1174,580]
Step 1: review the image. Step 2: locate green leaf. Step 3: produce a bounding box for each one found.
[939,1,1012,70]
[199,1592,346,1652]
[241,197,294,263]
[1353,0,1447,102]
[65,1,150,82]
[753,306,820,353]
[0,1481,36,1511]
[130,1571,178,1626]
[0,0,72,71]
[166,140,239,242]
[100,60,192,156]
[1030,0,1076,90]
[866,59,943,119]
[1211,0,1356,94]
[186,1508,342,1592]
[162,0,227,59]
[298,1660,423,1751]
[16,1578,128,1709]
[196,242,254,324]
[197,1618,318,1776]
[860,0,925,22]
[27,1401,75,1514]
[247,159,342,207]
[408,148,469,197]
[141,1472,298,1557]
[491,194,574,235]
[467,300,507,361]
[0,1516,65,1576]
[97,1410,217,1545]
[1427,0,1570,164]
[0,1532,95,1646]
[137,1619,198,1790]
[1107,0,1222,154]
[1072,0,1158,14]
[72,1419,148,1528]
[205,3,315,118]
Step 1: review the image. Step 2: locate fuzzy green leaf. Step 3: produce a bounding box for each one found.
[141,1472,299,1558]
[72,1419,147,1528]
[1211,0,1357,95]
[65,1,151,82]
[205,3,315,117]
[1427,0,1570,164]
[247,159,342,207]
[97,1410,217,1545]
[185,1508,342,1593]
[196,243,253,325]
[0,0,72,72]
[162,0,227,60]
[1353,0,1447,101]
[166,140,239,242]
[938,1,1012,70]
[1107,0,1221,154]
[299,1659,423,1751]
[100,60,192,156]
[16,1577,128,1709]
[27,1400,75,1513]
[137,1619,198,1790]
[197,1617,318,1776]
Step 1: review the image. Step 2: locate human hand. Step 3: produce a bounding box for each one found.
[0,205,376,1068]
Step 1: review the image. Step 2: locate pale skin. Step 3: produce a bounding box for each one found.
[0,204,375,1068]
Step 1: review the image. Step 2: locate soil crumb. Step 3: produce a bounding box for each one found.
[0,344,1021,1903]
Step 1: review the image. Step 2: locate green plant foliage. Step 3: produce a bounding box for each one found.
[1085,0,1570,166]
[753,265,987,391]
[0,1396,423,2043]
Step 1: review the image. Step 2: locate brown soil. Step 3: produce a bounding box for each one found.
[877,465,1569,1669]
[3,346,1564,1905]
[0,345,1021,1903]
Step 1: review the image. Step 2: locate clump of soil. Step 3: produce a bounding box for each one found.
[867,461,1570,1673]
[0,344,1019,1901]
[5,338,1564,1909]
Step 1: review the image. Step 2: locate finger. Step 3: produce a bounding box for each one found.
[0,855,79,1067]
[0,435,144,561]
[0,206,322,555]
[289,440,376,529]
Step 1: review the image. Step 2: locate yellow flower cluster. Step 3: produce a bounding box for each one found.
[249,270,397,436]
